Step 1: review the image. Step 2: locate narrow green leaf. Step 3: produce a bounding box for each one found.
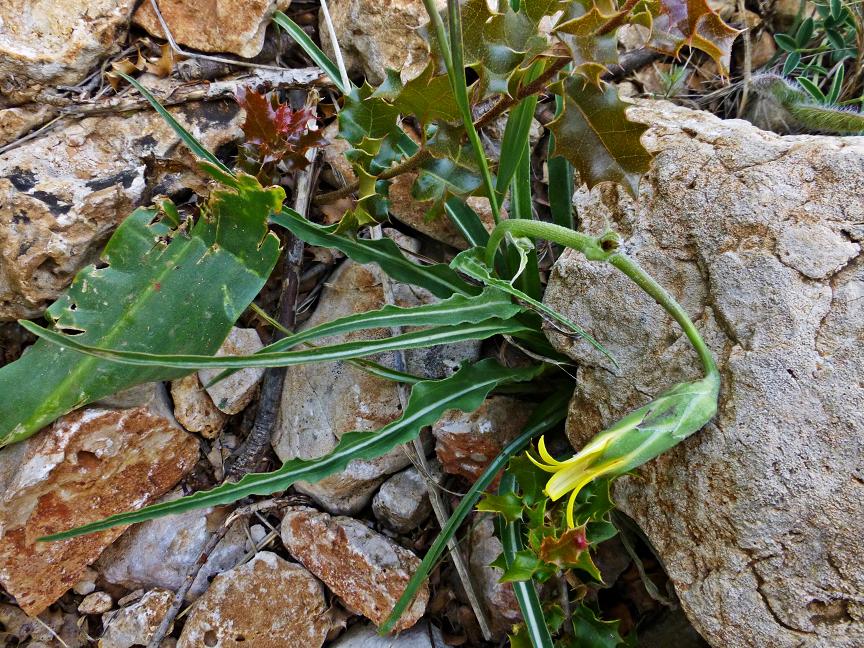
[119,73,232,176]
[444,197,491,247]
[451,248,615,364]
[797,76,826,102]
[509,140,542,300]
[40,359,543,541]
[795,17,814,47]
[0,175,282,445]
[495,61,543,198]
[272,11,349,94]
[381,389,570,633]
[783,51,802,75]
[774,33,800,52]
[270,208,477,298]
[22,319,527,370]
[548,87,575,229]
[498,472,554,648]
[827,66,845,104]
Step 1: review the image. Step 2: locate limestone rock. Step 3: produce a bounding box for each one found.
[468,517,522,637]
[0,402,199,615]
[99,589,173,648]
[0,0,136,87]
[96,491,246,600]
[198,327,265,414]
[134,0,288,59]
[543,100,864,647]
[170,374,228,438]
[331,621,450,647]
[321,123,494,248]
[78,591,113,615]
[281,507,429,631]
[273,259,480,514]
[372,464,435,533]
[177,551,330,648]
[320,0,445,85]
[0,106,57,148]
[432,397,533,482]
[0,101,242,320]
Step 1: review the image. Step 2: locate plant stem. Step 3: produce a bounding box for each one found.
[485,221,718,377]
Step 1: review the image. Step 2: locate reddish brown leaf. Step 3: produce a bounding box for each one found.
[538,526,590,568]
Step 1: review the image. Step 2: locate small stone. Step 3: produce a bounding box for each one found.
[468,518,521,637]
[372,465,435,533]
[433,397,533,482]
[177,552,330,648]
[0,402,199,615]
[100,589,173,648]
[330,621,451,647]
[198,327,265,415]
[170,374,228,438]
[320,0,446,85]
[0,0,136,87]
[134,0,288,59]
[72,567,98,595]
[97,492,246,601]
[78,591,113,615]
[249,523,268,545]
[281,507,428,631]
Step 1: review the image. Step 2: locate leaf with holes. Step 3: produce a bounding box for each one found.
[547,76,652,196]
[0,172,282,446]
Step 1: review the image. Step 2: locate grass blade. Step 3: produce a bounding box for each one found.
[548,92,575,230]
[272,11,349,94]
[495,61,543,199]
[22,319,528,370]
[444,197,490,247]
[270,208,477,298]
[119,73,231,176]
[509,140,542,300]
[40,359,543,541]
[497,472,554,648]
[381,388,570,633]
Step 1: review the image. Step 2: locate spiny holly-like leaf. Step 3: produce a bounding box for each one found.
[374,63,460,125]
[0,172,282,446]
[339,83,401,145]
[553,0,619,85]
[548,76,651,196]
[566,604,628,648]
[235,87,323,177]
[538,527,591,569]
[413,145,484,218]
[477,492,525,522]
[645,0,742,75]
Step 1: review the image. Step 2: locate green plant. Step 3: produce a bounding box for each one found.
[0,0,739,643]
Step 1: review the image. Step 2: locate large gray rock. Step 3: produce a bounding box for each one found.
[330,621,450,647]
[0,101,241,320]
[543,100,864,647]
[273,258,480,514]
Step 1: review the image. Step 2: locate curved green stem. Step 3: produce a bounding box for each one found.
[486,220,718,377]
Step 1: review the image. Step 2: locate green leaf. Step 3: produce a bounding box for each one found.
[412,146,485,218]
[450,248,615,364]
[569,604,627,648]
[827,66,845,104]
[0,175,282,445]
[548,76,652,197]
[795,17,814,47]
[553,0,620,85]
[272,10,349,94]
[477,492,525,522]
[774,32,800,52]
[509,455,549,505]
[444,197,491,247]
[381,389,569,633]
[374,63,460,124]
[797,76,826,102]
[22,319,528,371]
[548,85,576,230]
[495,60,543,198]
[40,359,542,541]
[499,549,543,582]
[270,208,477,298]
[783,50,802,75]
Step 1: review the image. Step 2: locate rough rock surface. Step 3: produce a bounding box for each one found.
[0,402,199,614]
[0,0,136,87]
[198,327,265,414]
[543,100,864,647]
[372,464,434,533]
[331,621,450,647]
[0,106,57,147]
[134,0,287,59]
[177,552,330,648]
[321,123,495,248]
[432,397,533,482]
[78,591,112,615]
[320,0,445,85]
[281,507,429,631]
[170,374,228,438]
[99,589,174,648]
[96,491,246,600]
[0,101,241,320]
[273,259,480,514]
[468,517,522,637]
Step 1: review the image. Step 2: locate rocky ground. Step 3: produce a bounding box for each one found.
[0,0,862,647]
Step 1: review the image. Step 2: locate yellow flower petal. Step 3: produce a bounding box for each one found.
[526,450,558,474]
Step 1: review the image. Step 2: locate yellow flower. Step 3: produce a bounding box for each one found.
[528,435,626,528]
